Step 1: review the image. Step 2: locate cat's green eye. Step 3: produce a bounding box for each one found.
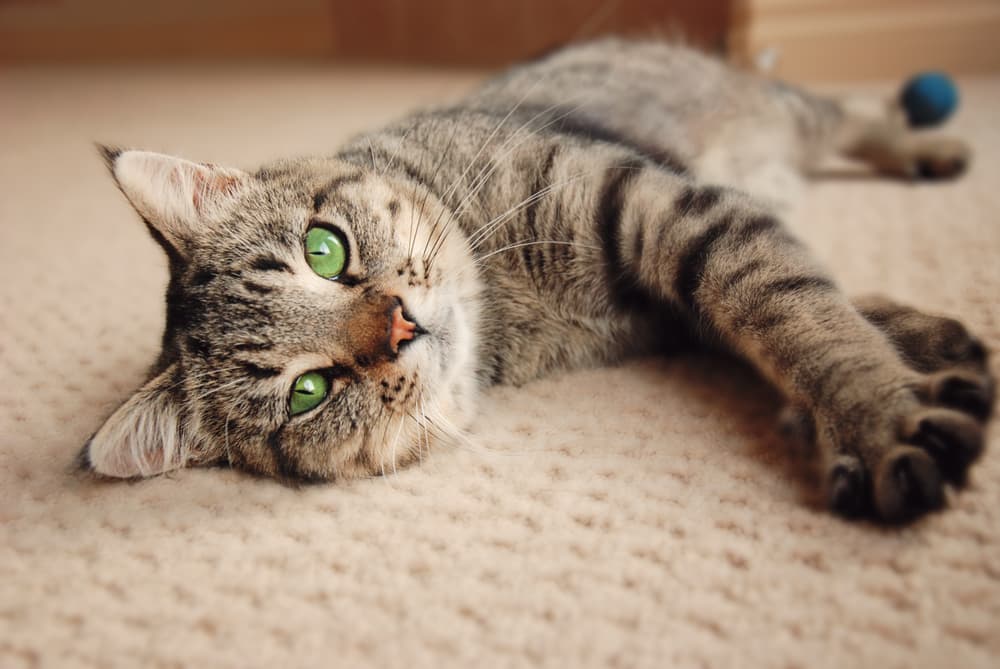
[305,226,347,279]
[290,371,329,416]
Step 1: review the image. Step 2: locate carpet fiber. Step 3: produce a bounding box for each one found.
[2,65,998,668]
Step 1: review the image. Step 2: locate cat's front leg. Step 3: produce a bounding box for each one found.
[603,167,994,522]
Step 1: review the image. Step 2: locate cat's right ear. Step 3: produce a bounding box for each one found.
[99,145,249,259]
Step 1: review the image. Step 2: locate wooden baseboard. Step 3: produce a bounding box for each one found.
[730,0,1000,82]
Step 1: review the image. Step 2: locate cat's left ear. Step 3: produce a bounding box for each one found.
[79,364,191,479]
[100,146,249,259]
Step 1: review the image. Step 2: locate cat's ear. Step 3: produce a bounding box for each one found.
[99,146,248,258]
[80,365,191,478]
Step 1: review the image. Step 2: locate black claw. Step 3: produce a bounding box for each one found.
[876,449,946,524]
[915,160,937,180]
[893,455,944,520]
[937,376,992,420]
[829,464,866,518]
[914,158,965,181]
[966,338,988,364]
[912,419,969,486]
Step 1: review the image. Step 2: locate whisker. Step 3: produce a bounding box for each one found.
[464,163,642,257]
[161,365,244,394]
[380,126,413,177]
[449,98,590,223]
[367,138,379,172]
[418,395,430,466]
[418,78,559,262]
[466,172,593,251]
[190,377,246,402]
[424,97,601,267]
[375,404,394,478]
[410,117,464,259]
[382,415,405,484]
[222,405,236,469]
[473,240,601,266]
[405,394,432,467]
[422,397,550,459]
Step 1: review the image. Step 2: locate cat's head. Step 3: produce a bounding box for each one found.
[81,148,481,481]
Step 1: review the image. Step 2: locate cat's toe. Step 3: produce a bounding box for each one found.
[925,369,995,420]
[827,455,868,518]
[903,407,984,486]
[874,445,945,523]
[907,137,971,181]
[914,156,967,180]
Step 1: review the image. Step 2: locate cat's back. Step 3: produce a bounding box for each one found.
[463,38,756,157]
[460,36,825,203]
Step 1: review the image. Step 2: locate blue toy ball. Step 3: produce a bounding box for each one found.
[900,72,959,128]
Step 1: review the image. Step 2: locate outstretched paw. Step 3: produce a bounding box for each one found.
[825,366,992,523]
[790,300,993,523]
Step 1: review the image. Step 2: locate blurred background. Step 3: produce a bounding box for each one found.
[2,0,999,82]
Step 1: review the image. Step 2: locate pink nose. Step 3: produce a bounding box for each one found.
[389,305,417,353]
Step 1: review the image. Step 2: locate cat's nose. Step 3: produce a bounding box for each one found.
[389,300,425,354]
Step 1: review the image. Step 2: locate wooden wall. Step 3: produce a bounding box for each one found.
[2,0,997,80]
[0,0,729,65]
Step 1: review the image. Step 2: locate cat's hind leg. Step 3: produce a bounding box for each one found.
[752,79,970,181]
[821,95,971,180]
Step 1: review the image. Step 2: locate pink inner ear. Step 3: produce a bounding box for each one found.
[191,165,241,213]
[102,439,166,479]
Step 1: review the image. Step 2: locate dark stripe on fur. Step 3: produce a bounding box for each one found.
[190,268,218,286]
[313,191,328,211]
[233,341,273,352]
[529,106,689,175]
[266,427,298,481]
[349,151,437,197]
[718,258,766,291]
[674,215,735,311]
[761,275,836,297]
[732,306,792,334]
[732,216,783,246]
[186,335,212,357]
[522,144,560,281]
[317,172,364,202]
[675,186,722,217]
[226,295,269,311]
[243,280,274,295]
[631,209,646,272]
[595,160,648,310]
[240,361,282,379]
[249,256,291,273]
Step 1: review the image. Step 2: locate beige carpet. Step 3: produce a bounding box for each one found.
[2,64,999,669]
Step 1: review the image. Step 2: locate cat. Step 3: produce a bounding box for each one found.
[79,38,994,523]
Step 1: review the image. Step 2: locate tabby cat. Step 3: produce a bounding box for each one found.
[81,38,994,523]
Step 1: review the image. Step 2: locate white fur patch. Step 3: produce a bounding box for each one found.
[87,368,187,478]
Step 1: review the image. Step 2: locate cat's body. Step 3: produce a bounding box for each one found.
[83,38,993,523]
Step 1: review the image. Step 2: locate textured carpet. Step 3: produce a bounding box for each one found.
[2,65,998,669]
